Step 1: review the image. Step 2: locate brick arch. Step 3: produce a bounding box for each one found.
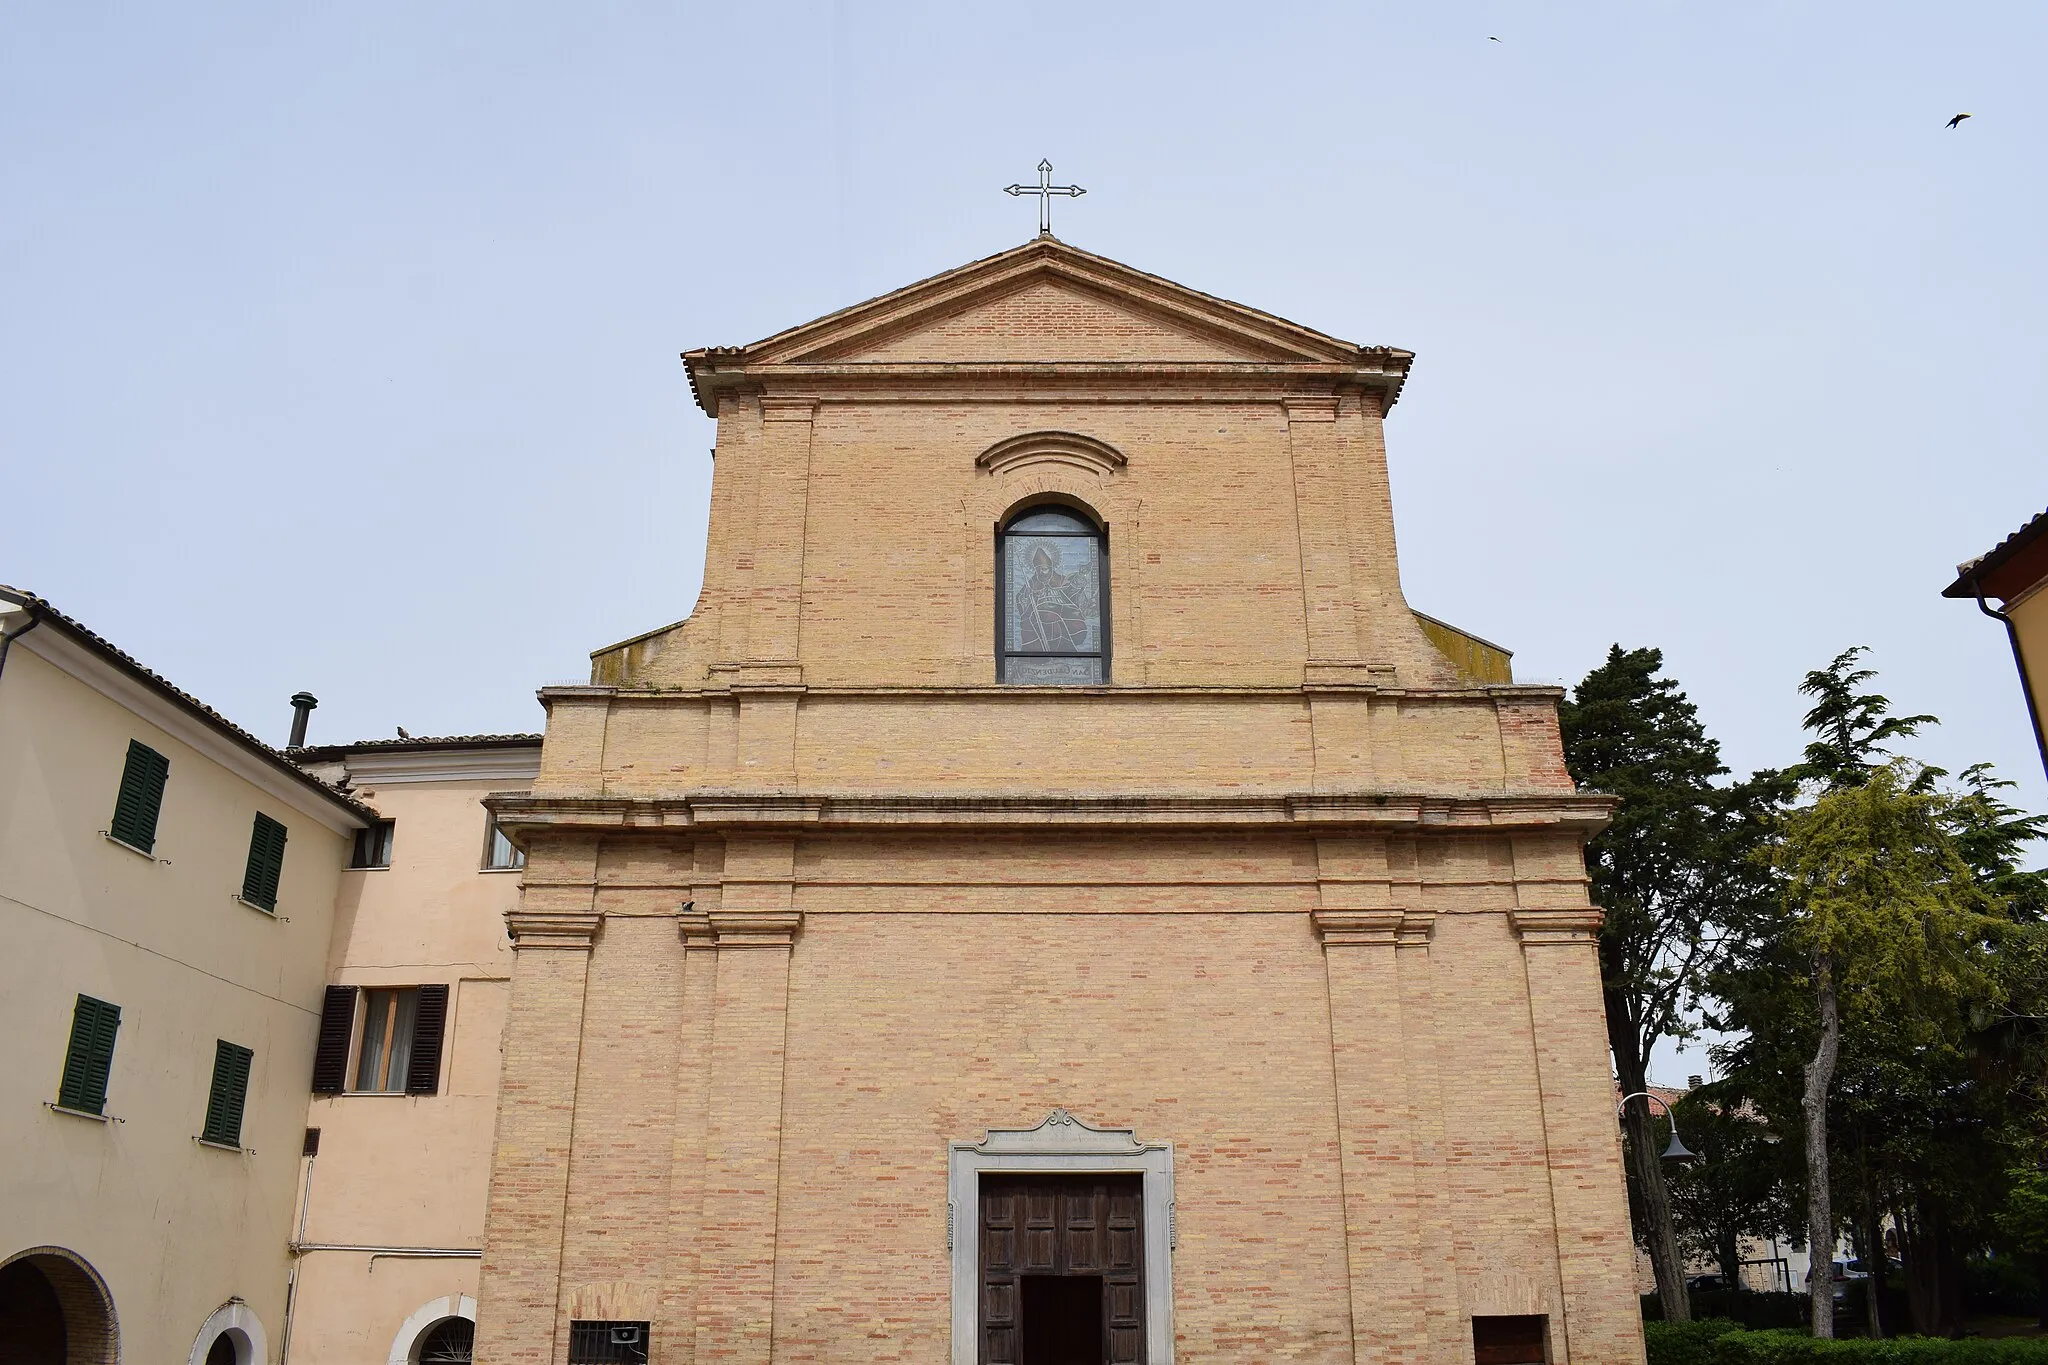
[0,1245,119,1365]
[960,449,1144,682]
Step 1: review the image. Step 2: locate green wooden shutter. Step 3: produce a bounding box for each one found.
[108,740,170,852]
[240,813,289,911]
[57,995,120,1114]
[201,1040,254,1146]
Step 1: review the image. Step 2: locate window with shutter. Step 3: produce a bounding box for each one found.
[405,983,450,1095]
[108,740,170,852]
[240,812,289,911]
[354,987,420,1093]
[311,985,358,1094]
[350,821,394,869]
[201,1039,254,1147]
[57,994,121,1115]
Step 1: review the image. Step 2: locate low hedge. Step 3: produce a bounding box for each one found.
[1646,1319,2048,1365]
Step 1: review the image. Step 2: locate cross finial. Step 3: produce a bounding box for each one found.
[1004,159,1085,237]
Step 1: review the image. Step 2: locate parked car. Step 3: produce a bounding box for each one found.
[1806,1261,1849,1302]
[1843,1257,1903,1280]
[1686,1273,1733,1293]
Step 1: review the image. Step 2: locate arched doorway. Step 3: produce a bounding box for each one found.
[0,1247,118,1365]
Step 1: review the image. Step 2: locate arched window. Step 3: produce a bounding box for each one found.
[998,506,1108,684]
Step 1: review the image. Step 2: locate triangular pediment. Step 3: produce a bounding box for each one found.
[820,275,1284,363]
[737,238,1375,368]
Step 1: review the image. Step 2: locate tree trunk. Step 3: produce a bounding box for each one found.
[1860,1187,1887,1339]
[1803,952,1841,1338]
[1719,1228,1742,1288]
[1608,989,1689,1323]
[2033,1253,2047,1331]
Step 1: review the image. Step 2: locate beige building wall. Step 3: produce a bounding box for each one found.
[477,240,1643,1365]
[0,594,364,1365]
[285,741,538,1365]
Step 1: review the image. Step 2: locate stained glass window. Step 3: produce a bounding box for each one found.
[998,506,1107,684]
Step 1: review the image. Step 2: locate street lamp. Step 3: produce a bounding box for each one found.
[1618,1090,1700,1163]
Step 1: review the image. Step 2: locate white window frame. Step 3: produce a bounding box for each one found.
[947,1110,1174,1365]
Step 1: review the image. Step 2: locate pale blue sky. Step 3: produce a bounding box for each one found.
[6,5,2042,1078]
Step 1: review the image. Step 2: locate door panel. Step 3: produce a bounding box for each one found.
[980,1174,1145,1365]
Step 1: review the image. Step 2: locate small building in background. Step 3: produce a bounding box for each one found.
[0,588,371,1365]
[1946,506,2048,783]
[283,735,539,1365]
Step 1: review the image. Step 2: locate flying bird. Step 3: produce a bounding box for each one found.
[1947,112,1972,128]
[1488,35,1502,41]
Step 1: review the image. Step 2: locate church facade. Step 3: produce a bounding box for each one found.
[477,238,1642,1365]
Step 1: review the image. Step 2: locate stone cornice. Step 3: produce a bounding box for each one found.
[505,910,603,950]
[537,682,1568,705]
[490,790,1614,836]
[1508,906,1605,944]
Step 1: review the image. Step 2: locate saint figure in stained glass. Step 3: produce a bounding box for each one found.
[998,505,1107,684]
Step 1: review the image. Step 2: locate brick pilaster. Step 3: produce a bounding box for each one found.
[694,831,801,1365]
[476,898,603,1365]
[1511,908,1647,1365]
[1315,907,1433,1364]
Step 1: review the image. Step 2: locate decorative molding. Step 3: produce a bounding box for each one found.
[962,1108,1156,1156]
[1508,906,1604,945]
[677,907,717,950]
[504,910,603,950]
[975,430,1128,479]
[342,748,540,787]
[1312,908,1434,949]
[707,909,802,949]
[491,790,1615,837]
[759,396,820,423]
[948,1111,1175,1365]
[1282,394,1340,422]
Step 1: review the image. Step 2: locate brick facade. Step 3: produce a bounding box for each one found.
[476,238,1643,1364]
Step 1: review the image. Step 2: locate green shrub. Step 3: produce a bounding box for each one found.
[1645,1319,2048,1365]
[1642,1293,1809,1331]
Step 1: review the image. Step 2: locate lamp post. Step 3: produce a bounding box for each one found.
[1618,1090,1700,1164]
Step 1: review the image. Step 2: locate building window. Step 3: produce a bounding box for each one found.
[201,1039,254,1147]
[482,815,524,871]
[998,506,1108,684]
[568,1322,650,1365]
[351,820,394,869]
[56,994,121,1115]
[108,739,170,853]
[355,988,419,1092]
[310,983,450,1096]
[417,1318,475,1364]
[240,812,289,911]
[1472,1315,1548,1365]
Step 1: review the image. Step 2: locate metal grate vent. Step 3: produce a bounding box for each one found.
[567,1321,650,1365]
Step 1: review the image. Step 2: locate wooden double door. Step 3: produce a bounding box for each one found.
[979,1175,1144,1365]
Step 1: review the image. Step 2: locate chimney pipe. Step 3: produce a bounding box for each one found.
[288,692,318,749]
[1687,1075,1703,1091]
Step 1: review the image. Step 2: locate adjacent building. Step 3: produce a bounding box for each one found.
[0,588,371,1365]
[1946,506,2048,783]
[0,586,538,1365]
[284,735,540,1365]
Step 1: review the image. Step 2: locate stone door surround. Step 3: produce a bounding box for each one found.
[948,1110,1175,1365]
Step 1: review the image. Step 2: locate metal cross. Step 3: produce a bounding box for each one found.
[1005,159,1085,237]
